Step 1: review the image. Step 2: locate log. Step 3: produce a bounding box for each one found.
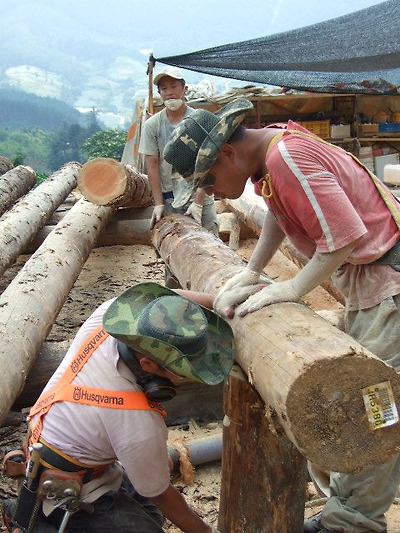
[218,366,306,533]
[0,156,13,176]
[0,199,114,425]
[0,162,81,277]
[78,158,153,208]
[22,206,154,253]
[0,165,37,217]
[222,182,345,305]
[152,214,400,474]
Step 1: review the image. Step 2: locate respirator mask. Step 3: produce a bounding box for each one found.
[164,99,184,111]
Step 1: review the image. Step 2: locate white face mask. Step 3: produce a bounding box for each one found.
[164,99,184,111]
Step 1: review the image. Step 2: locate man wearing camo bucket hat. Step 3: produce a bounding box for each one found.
[4,283,231,533]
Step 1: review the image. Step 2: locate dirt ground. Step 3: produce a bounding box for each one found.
[1,235,400,531]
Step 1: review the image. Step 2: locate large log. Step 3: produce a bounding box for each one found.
[219,366,306,532]
[22,206,154,253]
[0,162,81,277]
[78,158,153,208]
[0,165,37,217]
[0,199,114,425]
[0,156,13,176]
[222,182,345,305]
[152,214,400,474]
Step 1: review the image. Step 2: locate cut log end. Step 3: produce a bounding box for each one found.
[78,158,127,205]
[287,353,400,473]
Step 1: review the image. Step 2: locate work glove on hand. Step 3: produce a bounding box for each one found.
[185,202,203,224]
[214,284,263,319]
[236,279,301,317]
[218,268,261,294]
[150,205,165,229]
[210,527,221,533]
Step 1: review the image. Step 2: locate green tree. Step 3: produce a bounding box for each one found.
[81,129,127,160]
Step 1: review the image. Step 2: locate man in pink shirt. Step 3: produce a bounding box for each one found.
[164,97,400,533]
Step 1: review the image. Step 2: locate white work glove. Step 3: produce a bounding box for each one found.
[150,205,165,229]
[214,284,264,319]
[237,279,301,316]
[218,268,261,294]
[210,527,221,533]
[185,201,203,224]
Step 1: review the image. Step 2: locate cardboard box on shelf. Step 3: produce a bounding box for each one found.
[330,124,351,138]
[360,124,379,135]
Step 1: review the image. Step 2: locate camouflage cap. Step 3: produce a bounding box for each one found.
[103,282,235,385]
[164,97,253,187]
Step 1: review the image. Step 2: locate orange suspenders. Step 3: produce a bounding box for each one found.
[29,325,166,444]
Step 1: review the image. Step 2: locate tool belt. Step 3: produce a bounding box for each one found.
[38,438,112,483]
[2,440,111,484]
[372,240,400,271]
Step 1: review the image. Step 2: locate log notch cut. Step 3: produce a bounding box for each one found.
[0,165,37,217]
[0,199,114,425]
[0,162,81,277]
[219,366,306,533]
[0,156,13,176]
[152,214,400,474]
[222,183,344,304]
[78,157,153,208]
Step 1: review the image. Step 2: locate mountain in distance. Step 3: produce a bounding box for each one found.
[0,1,243,128]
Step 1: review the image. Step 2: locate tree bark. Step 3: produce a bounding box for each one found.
[152,214,400,474]
[221,183,345,305]
[0,165,37,217]
[0,199,114,426]
[0,156,13,176]
[219,366,306,533]
[0,162,81,277]
[78,158,153,208]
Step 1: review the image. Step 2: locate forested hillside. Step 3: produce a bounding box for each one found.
[0,88,86,130]
[0,88,127,174]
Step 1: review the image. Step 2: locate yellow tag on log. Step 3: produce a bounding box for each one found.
[362,381,399,431]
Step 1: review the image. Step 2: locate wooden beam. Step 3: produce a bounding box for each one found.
[0,156,13,176]
[219,366,306,532]
[0,162,81,276]
[0,199,114,425]
[0,165,37,217]
[152,214,400,474]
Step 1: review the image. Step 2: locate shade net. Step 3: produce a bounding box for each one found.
[155,0,400,94]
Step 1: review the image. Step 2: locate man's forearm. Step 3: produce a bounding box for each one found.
[151,484,211,533]
[248,210,285,272]
[146,156,164,205]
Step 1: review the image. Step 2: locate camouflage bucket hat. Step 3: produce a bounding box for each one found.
[103,282,235,385]
[164,97,253,185]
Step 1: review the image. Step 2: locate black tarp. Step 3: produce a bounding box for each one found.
[155,0,400,94]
